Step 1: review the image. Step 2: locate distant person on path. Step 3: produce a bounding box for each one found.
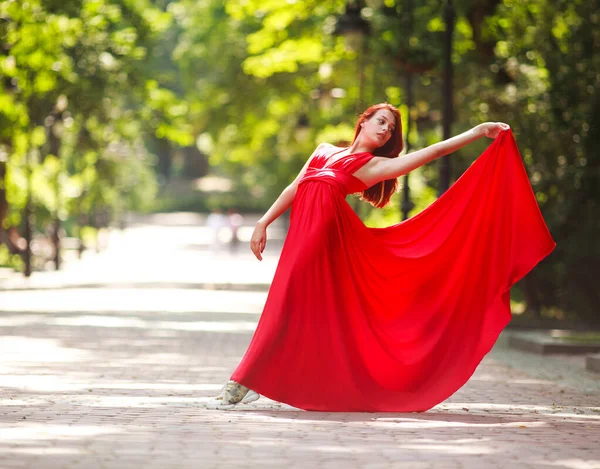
[205,209,226,251]
[208,103,555,411]
[227,208,244,253]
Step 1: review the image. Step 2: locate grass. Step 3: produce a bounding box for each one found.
[557,333,600,344]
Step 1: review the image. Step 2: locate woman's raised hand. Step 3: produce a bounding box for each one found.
[479,122,511,139]
[250,221,267,261]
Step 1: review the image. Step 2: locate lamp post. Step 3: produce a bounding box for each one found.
[401,0,416,221]
[439,0,455,195]
[24,149,33,277]
[46,108,64,270]
[332,1,371,218]
[333,1,371,113]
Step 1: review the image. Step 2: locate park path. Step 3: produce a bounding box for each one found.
[1,213,599,469]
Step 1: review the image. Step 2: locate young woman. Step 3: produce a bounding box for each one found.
[210,103,555,412]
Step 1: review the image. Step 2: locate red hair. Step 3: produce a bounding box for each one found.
[353,103,403,208]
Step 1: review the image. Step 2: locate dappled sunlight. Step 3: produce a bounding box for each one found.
[0,224,281,295]
[295,445,370,454]
[0,424,123,442]
[57,395,208,408]
[0,446,83,455]
[0,337,92,363]
[0,373,221,394]
[1,312,598,469]
[50,315,258,332]
[1,375,97,393]
[0,313,258,332]
[233,434,496,456]
[433,403,600,420]
[145,329,180,338]
[0,329,235,400]
[371,418,547,429]
[396,443,496,455]
[1,262,598,468]
[0,288,266,314]
[540,460,600,469]
[89,383,221,392]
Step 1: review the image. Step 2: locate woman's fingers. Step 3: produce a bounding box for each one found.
[486,122,510,138]
[495,122,510,135]
[250,224,267,261]
[496,122,510,131]
[250,237,264,261]
[253,244,262,261]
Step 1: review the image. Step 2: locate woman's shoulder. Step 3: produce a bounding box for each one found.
[315,142,337,151]
[315,143,348,157]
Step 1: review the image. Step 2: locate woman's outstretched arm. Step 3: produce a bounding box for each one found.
[361,122,510,185]
[250,143,330,261]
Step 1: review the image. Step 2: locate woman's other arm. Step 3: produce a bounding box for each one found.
[361,122,510,185]
[250,143,331,261]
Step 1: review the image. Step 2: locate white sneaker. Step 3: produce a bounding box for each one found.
[241,390,260,404]
[205,381,260,409]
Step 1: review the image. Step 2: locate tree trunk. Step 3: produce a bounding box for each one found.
[522,274,542,318]
[0,162,26,256]
[0,160,7,231]
[48,115,62,270]
[24,149,33,277]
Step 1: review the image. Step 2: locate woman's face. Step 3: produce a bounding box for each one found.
[361,109,396,147]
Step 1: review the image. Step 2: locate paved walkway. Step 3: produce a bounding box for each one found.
[1,214,599,469]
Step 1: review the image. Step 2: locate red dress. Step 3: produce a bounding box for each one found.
[231,130,555,412]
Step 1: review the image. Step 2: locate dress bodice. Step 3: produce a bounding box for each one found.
[298,147,374,195]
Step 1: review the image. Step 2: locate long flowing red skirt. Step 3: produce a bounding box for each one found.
[231,130,555,412]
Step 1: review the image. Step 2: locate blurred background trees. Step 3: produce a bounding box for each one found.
[0,0,598,324]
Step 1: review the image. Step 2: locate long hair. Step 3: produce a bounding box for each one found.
[352,103,404,208]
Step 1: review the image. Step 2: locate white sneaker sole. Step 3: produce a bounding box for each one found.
[205,399,235,410]
[204,391,260,410]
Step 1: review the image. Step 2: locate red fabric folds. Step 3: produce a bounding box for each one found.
[231,130,555,412]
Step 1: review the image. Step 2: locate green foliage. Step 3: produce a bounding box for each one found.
[0,0,186,270]
[168,0,599,323]
[0,243,23,269]
[0,0,597,323]
[454,0,600,323]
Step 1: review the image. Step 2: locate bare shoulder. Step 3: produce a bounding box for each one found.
[315,142,336,152]
[309,143,339,161]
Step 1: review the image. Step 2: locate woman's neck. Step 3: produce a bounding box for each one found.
[347,135,376,154]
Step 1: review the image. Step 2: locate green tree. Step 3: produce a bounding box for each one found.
[170,0,599,323]
[0,0,191,272]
